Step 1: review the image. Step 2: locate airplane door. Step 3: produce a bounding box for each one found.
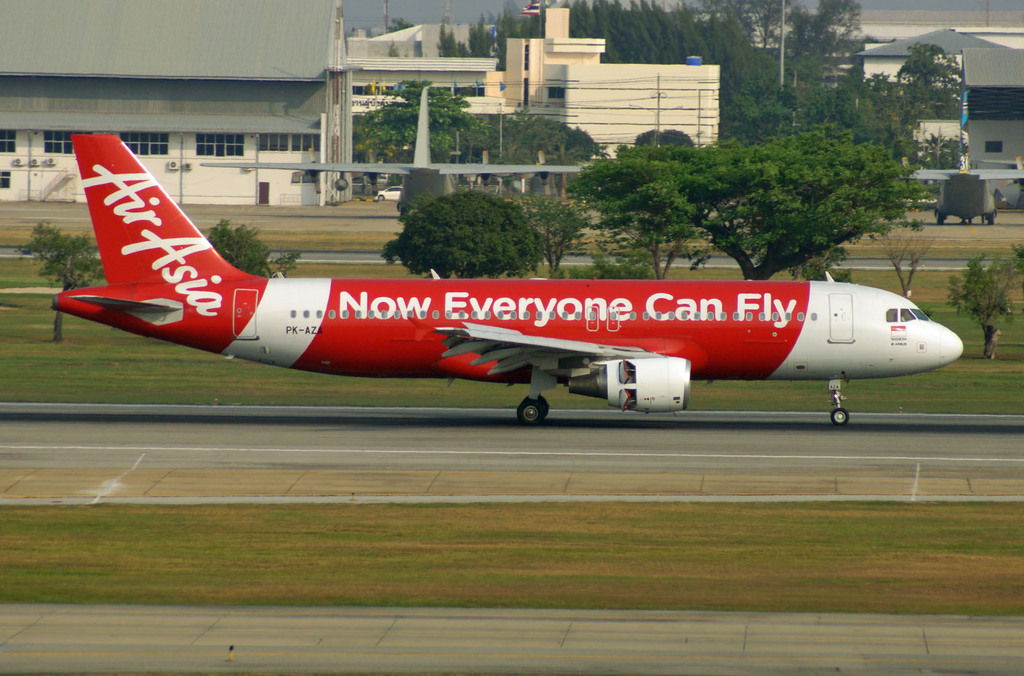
[233,288,259,340]
[828,293,854,343]
[608,308,621,333]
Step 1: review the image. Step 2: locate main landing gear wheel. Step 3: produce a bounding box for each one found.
[517,396,549,425]
[830,407,850,426]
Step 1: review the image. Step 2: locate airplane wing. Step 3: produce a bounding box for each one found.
[436,322,651,375]
[199,161,413,175]
[200,161,582,176]
[432,164,582,176]
[913,169,1024,181]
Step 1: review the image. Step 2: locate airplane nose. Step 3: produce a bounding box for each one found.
[941,326,964,362]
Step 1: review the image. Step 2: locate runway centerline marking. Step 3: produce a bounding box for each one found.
[4,444,1023,465]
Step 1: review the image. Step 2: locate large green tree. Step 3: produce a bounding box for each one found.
[570,145,702,280]
[948,256,1019,359]
[383,192,543,279]
[354,82,479,164]
[573,127,923,280]
[26,222,104,343]
[206,220,299,278]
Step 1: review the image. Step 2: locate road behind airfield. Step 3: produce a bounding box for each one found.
[3,200,1023,239]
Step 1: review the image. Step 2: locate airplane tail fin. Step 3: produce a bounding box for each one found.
[413,87,431,168]
[72,134,249,286]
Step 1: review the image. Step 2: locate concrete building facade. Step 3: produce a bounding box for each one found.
[503,9,719,149]
[0,0,341,206]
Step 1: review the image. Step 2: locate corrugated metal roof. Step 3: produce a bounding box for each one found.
[0,0,334,80]
[857,29,1004,57]
[963,48,1024,87]
[345,57,498,73]
[0,111,320,133]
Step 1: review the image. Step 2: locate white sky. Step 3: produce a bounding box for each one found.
[343,0,1022,33]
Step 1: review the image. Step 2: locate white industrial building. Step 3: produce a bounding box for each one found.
[0,0,344,206]
[0,1,720,205]
[504,8,719,148]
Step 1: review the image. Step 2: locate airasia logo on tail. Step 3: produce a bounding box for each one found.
[82,164,223,317]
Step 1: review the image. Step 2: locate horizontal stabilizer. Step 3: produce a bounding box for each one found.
[71,295,182,312]
[68,295,185,325]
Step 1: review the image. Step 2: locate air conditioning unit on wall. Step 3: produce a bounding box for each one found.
[167,161,179,171]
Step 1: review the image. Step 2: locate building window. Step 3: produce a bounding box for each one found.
[291,171,317,184]
[0,130,14,153]
[985,140,1003,153]
[44,131,79,154]
[547,86,566,99]
[0,171,10,189]
[196,133,244,157]
[258,134,318,153]
[120,132,169,155]
[259,134,290,152]
[291,134,320,152]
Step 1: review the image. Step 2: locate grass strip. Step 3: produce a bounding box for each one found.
[2,503,1023,615]
[1,265,1021,414]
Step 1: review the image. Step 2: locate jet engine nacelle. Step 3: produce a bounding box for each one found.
[569,357,691,413]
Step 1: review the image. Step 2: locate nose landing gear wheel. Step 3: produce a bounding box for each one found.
[827,377,850,426]
[517,396,549,425]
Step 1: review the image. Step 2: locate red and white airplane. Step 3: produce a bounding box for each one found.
[56,135,963,425]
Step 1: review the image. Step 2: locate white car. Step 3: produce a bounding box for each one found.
[376,186,403,201]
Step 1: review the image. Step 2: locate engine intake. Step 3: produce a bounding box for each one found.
[569,357,691,413]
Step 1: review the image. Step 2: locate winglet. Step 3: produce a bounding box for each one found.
[413,87,431,168]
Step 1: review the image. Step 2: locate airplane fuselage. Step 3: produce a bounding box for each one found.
[57,133,964,425]
[58,277,960,385]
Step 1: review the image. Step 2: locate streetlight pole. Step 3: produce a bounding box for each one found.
[779,0,786,88]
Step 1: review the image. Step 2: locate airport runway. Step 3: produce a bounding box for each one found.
[2,404,1023,503]
[3,404,1024,675]
[3,604,1023,676]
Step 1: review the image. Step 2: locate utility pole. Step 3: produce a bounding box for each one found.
[655,73,661,146]
[774,0,782,87]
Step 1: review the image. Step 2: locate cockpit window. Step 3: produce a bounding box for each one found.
[887,308,931,323]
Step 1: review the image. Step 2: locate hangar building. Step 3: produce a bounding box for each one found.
[0,0,338,206]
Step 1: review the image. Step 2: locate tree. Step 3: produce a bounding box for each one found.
[382,192,543,278]
[25,222,104,343]
[517,196,589,276]
[497,111,603,165]
[634,129,694,147]
[206,220,299,277]
[573,127,925,281]
[877,229,934,298]
[354,82,478,164]
[1014,244,1024,300]
[570,145,703,280]
[948,256,1018,359]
